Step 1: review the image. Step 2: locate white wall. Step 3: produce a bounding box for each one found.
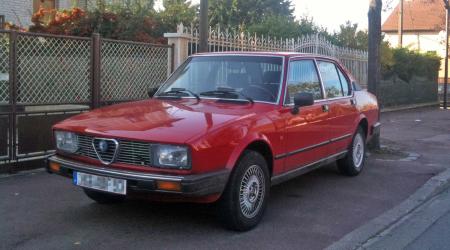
[0,0,84,28]
[58,0,73,9]
[384,31,447,82]
[0,0,33,27]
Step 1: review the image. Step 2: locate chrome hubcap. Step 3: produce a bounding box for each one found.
[352,133,364,169]
[239,165,265,219]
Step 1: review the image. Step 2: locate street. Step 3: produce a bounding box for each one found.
[1,107,449,250]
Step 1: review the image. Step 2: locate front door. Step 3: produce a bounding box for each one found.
[281,59,331,173]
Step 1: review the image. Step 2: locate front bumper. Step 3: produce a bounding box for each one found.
[47,155,230,197]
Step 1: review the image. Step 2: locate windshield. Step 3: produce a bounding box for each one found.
[157,56,283,103]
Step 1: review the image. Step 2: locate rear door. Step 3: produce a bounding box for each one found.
[316,60,358,155]
[281,59,331,173]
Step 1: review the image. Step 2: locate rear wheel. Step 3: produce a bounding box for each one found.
[83,188,126,204]
[218,150,270,231]
[337,127,366,176]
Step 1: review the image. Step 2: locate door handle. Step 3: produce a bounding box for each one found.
[350,99,357,106]
[322,104,329,112]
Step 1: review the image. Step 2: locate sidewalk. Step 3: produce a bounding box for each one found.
[326,106,450,250]
[361,187,450,249]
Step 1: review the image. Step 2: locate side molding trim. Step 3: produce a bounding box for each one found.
[271,150,348,186]
[274,134,352,160]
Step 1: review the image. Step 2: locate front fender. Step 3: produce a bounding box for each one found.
[224,133,274,171]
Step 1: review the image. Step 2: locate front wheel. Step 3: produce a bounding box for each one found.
[218,150,270,231]
[337,127,366,176]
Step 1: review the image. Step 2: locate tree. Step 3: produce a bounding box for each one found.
[208,0,294,28]
[334,21,368,50]
[368,0,382,149]
[247,15,329,39]
[368,0,382,96]
[157,0,198,32]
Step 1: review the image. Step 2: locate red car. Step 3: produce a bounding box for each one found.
[47,52,380,231]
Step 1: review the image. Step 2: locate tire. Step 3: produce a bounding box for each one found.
[83,188,126,204]
[218,150,270,231]
[337,127,366,176]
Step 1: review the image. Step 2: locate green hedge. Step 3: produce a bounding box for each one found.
[378,76,438,108]
[379,47,440,107]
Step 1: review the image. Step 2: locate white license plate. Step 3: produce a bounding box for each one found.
[73,171,127,195]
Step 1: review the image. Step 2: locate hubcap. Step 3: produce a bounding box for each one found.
[239,165,265,219]
[352,133,364,169]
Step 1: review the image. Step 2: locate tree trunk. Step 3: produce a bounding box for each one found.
[368,0,382,150]
[199,0,209,53]
[368,0,382,97]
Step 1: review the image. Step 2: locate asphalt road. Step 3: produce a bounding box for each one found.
[1,107,449,250]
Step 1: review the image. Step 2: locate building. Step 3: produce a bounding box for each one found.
[382,0,446,83]
[0,0,88,27]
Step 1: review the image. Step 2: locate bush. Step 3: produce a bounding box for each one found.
[381,47,441,82]
[378,47,441,107]
[29,7,166,44]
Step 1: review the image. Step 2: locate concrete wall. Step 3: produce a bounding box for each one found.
[384,31,447,83]
[0,0,33,27]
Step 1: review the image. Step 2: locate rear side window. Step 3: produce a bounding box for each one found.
[286,60,323,104]
[336,67,350,96]
[317,61,344,98]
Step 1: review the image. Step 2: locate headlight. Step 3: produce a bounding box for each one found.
[153,144,190,169]
[55,131,78,153]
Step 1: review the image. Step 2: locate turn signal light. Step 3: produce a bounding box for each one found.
[156,181,182,192]
[49,162,61,173]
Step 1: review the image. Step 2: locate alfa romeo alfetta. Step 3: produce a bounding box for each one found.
[48,52,380,231]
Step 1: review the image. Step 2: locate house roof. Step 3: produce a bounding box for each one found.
[382,0,446,32]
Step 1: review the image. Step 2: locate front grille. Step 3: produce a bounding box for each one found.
[76,134,151,166]
[92,138,117,164]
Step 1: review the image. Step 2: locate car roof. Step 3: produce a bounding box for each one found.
[192,51,337,61]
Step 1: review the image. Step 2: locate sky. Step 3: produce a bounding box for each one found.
[155,0,399,32]
[292,0,399,32]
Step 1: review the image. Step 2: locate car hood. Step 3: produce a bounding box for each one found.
[54,99,274,144]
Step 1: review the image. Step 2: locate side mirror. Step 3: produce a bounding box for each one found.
[148,86,159,98]
[292,92,314,114]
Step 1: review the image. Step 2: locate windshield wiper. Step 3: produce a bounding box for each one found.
[157,88,200,101]
[199,87,254,103]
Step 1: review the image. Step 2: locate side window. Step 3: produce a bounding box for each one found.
[317,61,344,98]
[286,60,323,104]
[337,67,350,96]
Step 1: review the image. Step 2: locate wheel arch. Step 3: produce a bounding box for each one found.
[357,116,369,139]
[226,136,275,177]
[244,140,274,177]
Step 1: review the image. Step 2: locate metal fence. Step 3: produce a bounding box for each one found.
[180,23,368,87]
[0,16,4,30]
[0,30,173,165]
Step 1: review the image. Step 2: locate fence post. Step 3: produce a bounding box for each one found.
[168,43,175,76]
[8,31,17,161]
[164,24,192,69]
[91,33,101,108]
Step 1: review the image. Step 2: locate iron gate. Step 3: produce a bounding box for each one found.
[0,30,173,166]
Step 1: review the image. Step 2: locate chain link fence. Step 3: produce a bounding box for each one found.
[0,30,173,166]
[16,34,92,105]
[101,39,170,103]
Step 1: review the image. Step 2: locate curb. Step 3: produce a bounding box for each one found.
[325,168,450,250]
[380,102,439,113]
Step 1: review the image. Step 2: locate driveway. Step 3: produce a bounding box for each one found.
[0,107,449,250]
